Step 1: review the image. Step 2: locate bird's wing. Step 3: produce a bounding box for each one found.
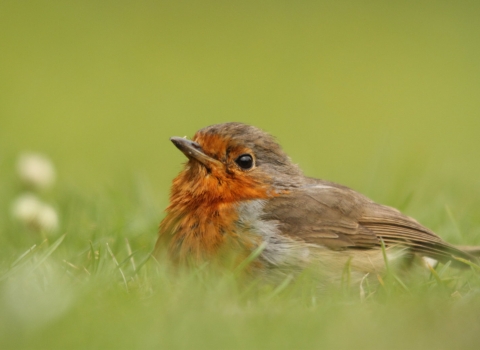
[262,182,473,263]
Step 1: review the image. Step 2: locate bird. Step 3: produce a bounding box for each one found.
[155,122,478,284]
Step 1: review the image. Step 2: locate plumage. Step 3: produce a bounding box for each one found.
[156,122,478,280]
[262,181,474,265]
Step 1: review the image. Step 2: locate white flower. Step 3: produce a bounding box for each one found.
[422,257,438,269]
[17,153,56,190]
[11,194,59,233]
[36,204,59,232]
[11,193,42,223]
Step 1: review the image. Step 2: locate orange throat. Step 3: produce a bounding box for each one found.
[157,162,271,263]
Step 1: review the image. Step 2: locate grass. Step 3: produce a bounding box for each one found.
[1,166,480,350]
[1,1,480,348]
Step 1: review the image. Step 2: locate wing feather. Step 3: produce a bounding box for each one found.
[262,181,474,264]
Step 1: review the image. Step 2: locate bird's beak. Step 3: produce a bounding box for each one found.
[170,137,223,169]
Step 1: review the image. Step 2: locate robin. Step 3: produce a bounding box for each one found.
[155,122,479,283]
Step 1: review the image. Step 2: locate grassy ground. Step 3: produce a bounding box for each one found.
[1,1,480,349]
[1,168,480,349]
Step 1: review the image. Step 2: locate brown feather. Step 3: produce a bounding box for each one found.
[262,180,475,266]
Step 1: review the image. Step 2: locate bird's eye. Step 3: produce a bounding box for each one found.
[235,154,254,170]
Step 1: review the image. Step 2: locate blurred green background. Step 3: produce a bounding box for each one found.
[2,1,480,349]
[2,0,479,202]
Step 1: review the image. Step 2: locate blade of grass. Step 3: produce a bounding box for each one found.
[268,274,294,300]
[133,252,154,277]
[9,243,38,268]
[106,243,129,292]
[436,260,452,278]
[88,240,99,274]
[379,239,409,292]
[427,263,445,286]
[119,251,139,268]
[453,256,480,272]
[234,242,267,275]
[445,204,463,240]
[359,273,369,302]
[392,274,410,293]
[125,238,136,272]
[27,234,66,274]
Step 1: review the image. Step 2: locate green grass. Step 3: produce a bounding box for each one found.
[1,168,480,349]
[2,1,480,348]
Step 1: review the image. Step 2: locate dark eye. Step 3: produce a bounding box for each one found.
[235,154,254,170]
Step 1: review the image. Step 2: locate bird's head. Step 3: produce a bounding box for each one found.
[168,122,304,209]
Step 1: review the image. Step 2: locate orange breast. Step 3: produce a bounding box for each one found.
[156,161,271,264]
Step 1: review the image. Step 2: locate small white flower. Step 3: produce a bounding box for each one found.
[422,257,438,269]
[17,153,56,189]
[11,193,42,224]
[11,194,59,233]
[36,204,59,232]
